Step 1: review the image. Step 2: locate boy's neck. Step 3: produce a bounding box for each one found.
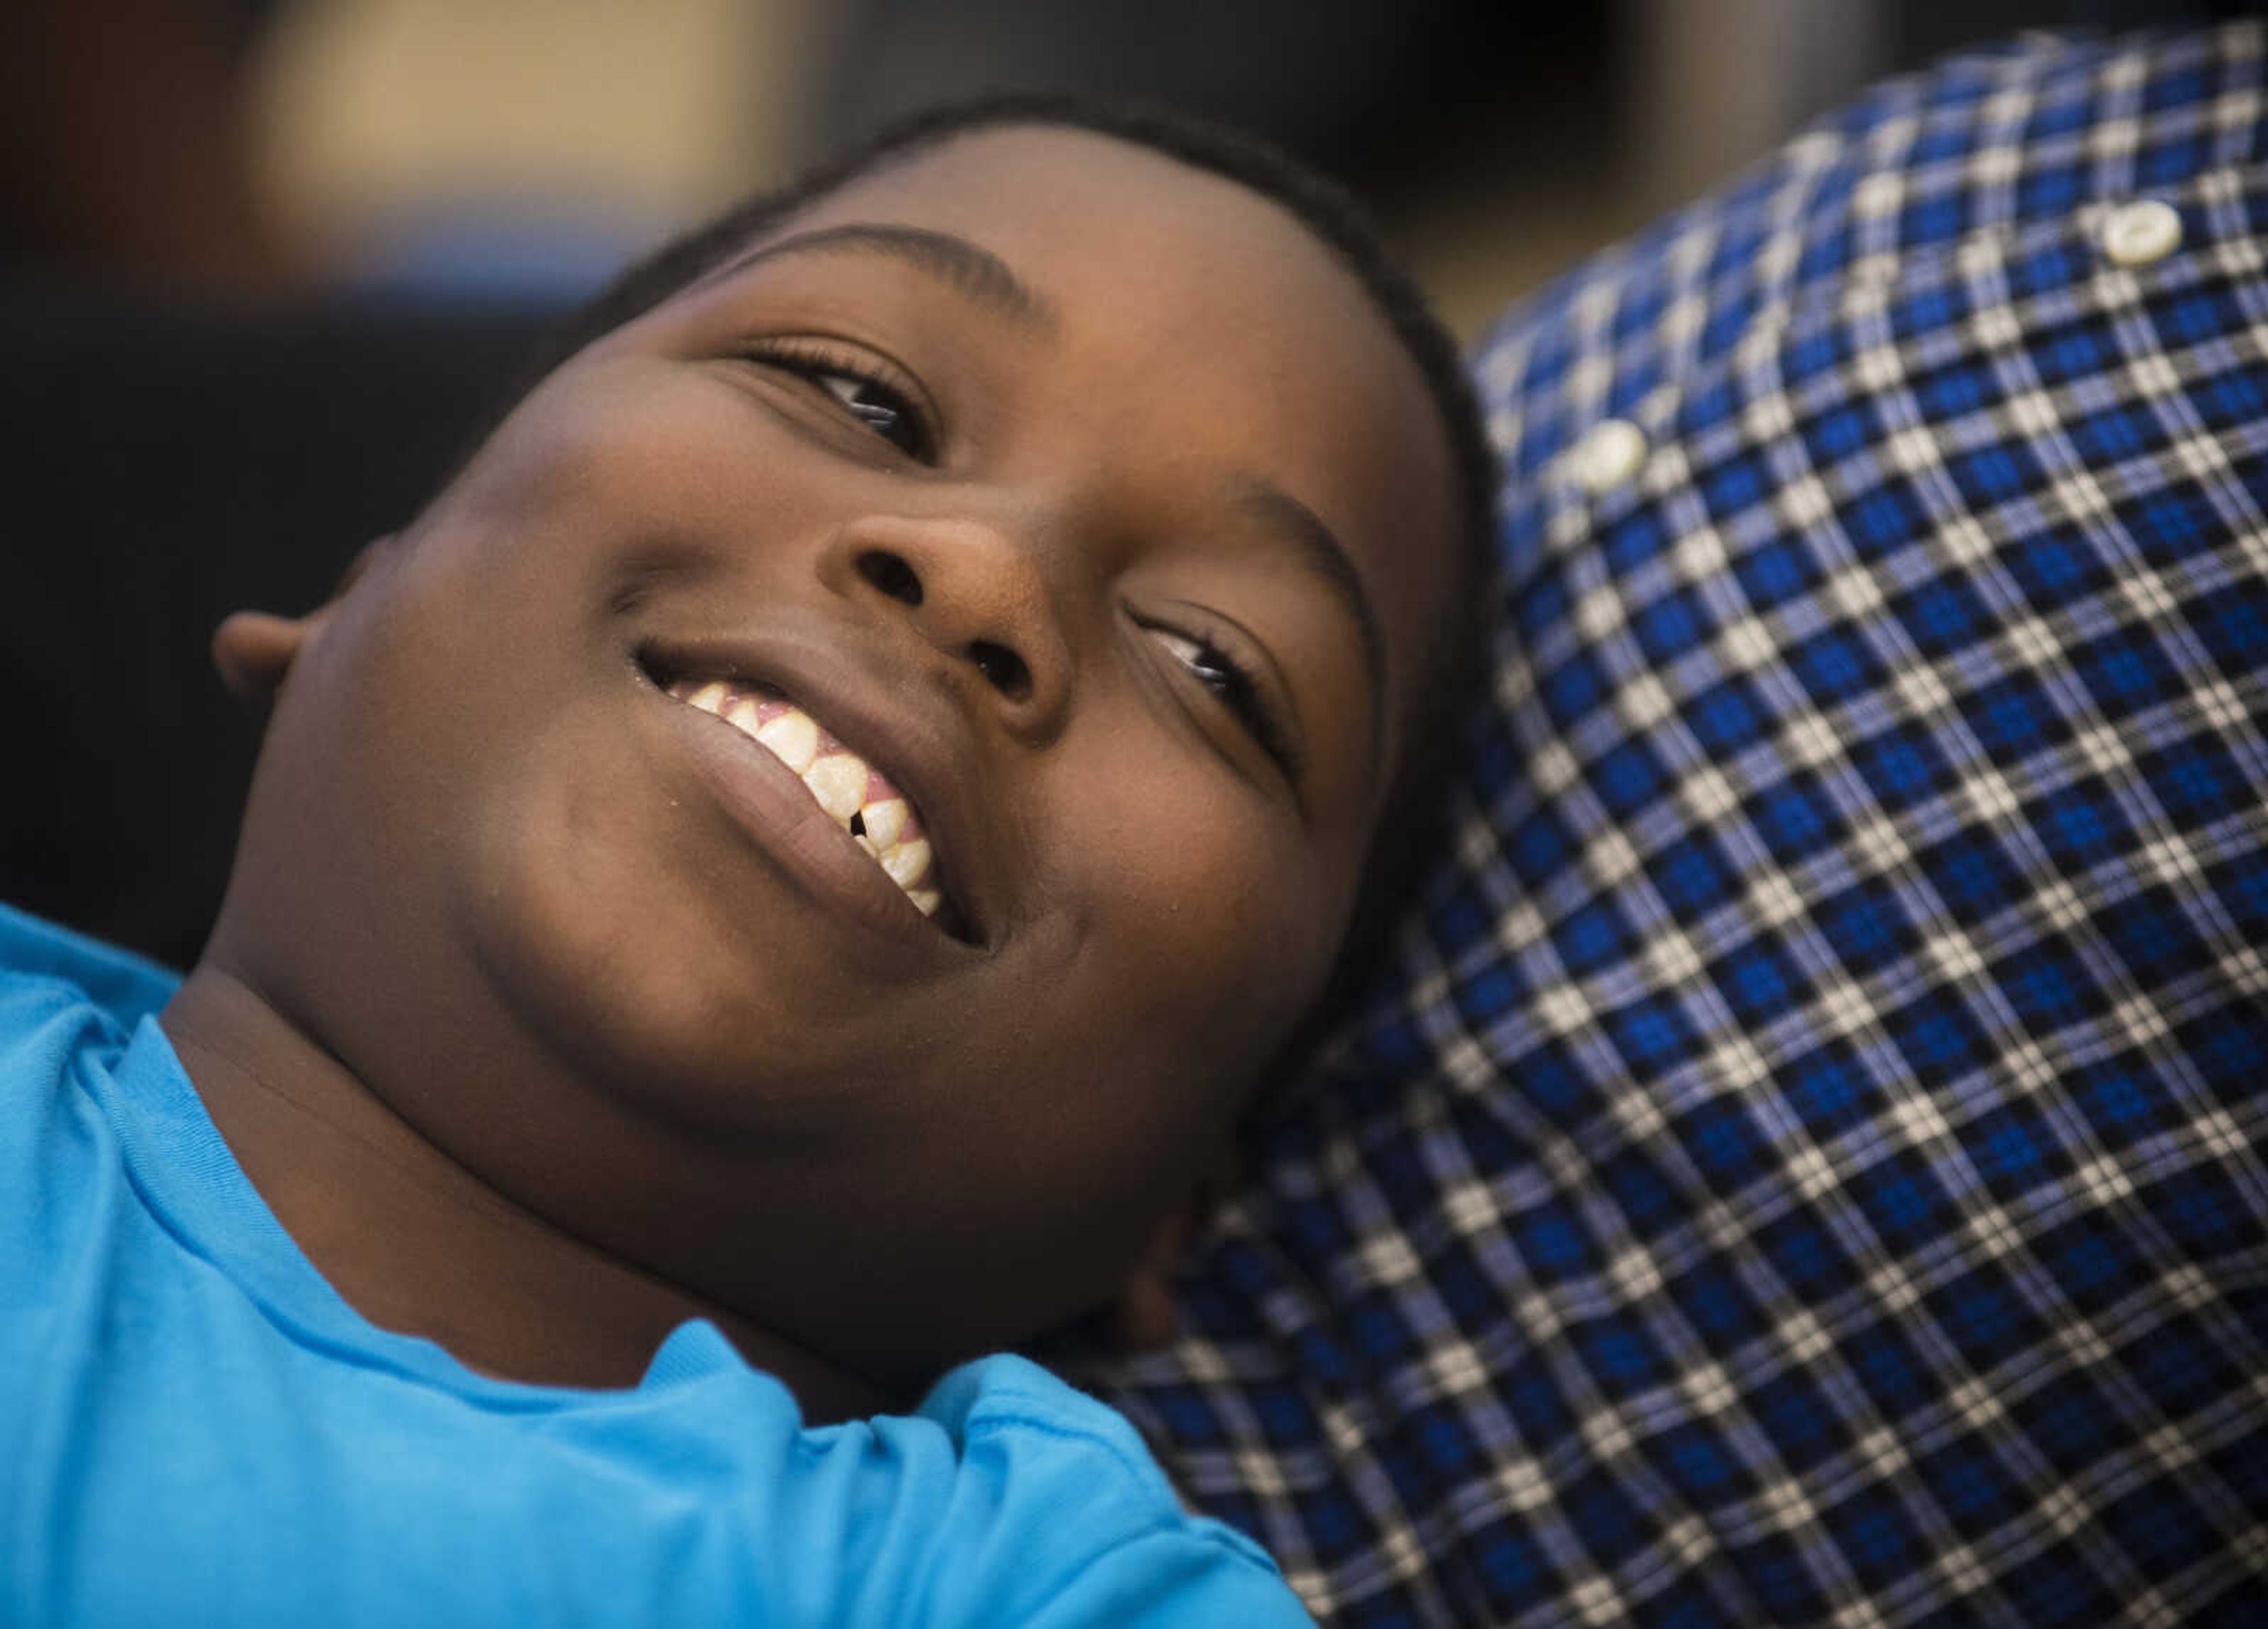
[160,963,894,1422]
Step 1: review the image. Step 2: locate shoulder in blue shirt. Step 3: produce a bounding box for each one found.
[0,904,1310,1627]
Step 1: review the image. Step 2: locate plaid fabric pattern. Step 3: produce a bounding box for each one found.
[1060,28,2268,1627]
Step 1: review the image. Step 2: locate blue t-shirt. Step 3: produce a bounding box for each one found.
[0,905,1311,1627]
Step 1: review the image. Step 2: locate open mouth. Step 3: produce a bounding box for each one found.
[639,656,970,940]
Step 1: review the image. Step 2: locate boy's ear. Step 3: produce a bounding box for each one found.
[211,535,395,703]
[211,611,310,702]
[1106,1145,1241,1353]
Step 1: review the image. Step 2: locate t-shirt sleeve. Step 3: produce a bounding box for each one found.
[1016,1526,1318,1628]
[897,1354,1316,1628]
[0,903,178,1027]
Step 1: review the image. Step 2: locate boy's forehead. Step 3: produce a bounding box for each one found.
[758,129,1368,369]
[798,126,1320,273]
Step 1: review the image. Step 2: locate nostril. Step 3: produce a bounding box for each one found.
[967,640,1031,701]
[855,549,923,607]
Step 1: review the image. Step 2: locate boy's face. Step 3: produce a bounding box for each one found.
[216,126,1458,1384]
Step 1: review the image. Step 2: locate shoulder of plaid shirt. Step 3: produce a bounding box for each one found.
[0,904,1312,1629]
[1065,25,2268,1629]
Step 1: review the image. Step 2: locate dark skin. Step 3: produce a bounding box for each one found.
[162,126,1460,1422]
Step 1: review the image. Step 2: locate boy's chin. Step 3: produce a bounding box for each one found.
[458,816,959,1133]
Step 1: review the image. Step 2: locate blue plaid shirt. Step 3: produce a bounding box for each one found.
[1062,27,2268,1626]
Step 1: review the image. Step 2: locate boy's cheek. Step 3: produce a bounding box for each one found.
[426,352,838,563]
[1037,734,1335,1051]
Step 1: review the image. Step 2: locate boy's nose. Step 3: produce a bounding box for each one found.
[821,512,1073,741]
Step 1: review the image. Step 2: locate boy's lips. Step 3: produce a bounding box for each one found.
[635,641,984,947]
[666,677,946,921]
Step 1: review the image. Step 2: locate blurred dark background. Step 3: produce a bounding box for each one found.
[1,0,2251,965]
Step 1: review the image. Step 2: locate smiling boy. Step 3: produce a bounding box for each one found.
[1,99,1491,1625]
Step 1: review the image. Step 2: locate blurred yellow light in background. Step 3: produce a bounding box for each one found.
[246,0,815,272]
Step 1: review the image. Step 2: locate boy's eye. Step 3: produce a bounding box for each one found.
[813,372,925,458]
[747,340,936,462]
[1151,623,1298,780]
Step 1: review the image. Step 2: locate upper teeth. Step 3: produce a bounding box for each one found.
[670,677,943,919]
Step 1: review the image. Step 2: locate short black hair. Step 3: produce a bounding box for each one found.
[549,90,1499,1061]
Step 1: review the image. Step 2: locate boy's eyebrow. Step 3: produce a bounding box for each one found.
[1233,478,1387,725]
[706,222,1057,331]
